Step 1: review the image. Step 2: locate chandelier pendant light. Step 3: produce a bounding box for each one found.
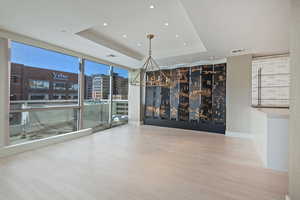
[130,34,168,87]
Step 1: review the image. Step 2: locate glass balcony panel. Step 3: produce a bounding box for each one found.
[9,108,79,145]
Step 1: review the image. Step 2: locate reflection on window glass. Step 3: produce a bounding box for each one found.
[83,60,111,131]
[112,67,128,126]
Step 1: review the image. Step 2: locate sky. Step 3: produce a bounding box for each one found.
[11,41,128,78]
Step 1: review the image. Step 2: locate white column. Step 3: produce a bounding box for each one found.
[289,0,300,199]
[226,54,252,136]
[0,38,10,147]
[128,69,143,126]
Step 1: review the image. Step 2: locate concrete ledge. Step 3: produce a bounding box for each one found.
[225,131,253,140]
[0,128,92,158]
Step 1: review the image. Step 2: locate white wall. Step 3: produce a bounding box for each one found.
[128,70,143,125]
[267,116,289,171]
[0,38,10,147]
[251,108,289,171]
[226,54,252,135]
[289,0,300,199]
[251,108,268,166]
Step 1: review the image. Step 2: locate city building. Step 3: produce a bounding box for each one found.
[92,74,110,99]
[112,73,128,100]
[10,63,128,101]
[10,63,79,101]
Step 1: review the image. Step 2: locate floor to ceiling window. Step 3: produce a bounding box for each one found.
[112,67,128,126]
[9,41,80,145]
[83,59,111,131]
[8,41,129,146]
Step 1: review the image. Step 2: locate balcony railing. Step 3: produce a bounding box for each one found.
[9,99,128,145]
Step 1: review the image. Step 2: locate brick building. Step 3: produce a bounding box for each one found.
[10,63,128,101]
[10,63,79,101]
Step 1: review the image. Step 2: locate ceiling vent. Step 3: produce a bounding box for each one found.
[107,54,117,58]
[231,48,246,55]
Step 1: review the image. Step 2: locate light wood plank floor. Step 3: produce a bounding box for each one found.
[0,125,287,200]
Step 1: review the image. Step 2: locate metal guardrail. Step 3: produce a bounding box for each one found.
[10,100,128,113]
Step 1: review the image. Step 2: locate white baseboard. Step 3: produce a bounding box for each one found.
[0,128,92,158]
[225,131,253,140]
[128,120,143,126]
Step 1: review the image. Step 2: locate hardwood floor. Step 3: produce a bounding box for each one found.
[0,125,287,200]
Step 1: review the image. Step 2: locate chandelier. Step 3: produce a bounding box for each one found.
[130,34,168,86]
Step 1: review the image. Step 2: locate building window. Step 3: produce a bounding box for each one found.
[252,56,290,108]
[68,83,78,91]
[53,82,66,90]
[29,79,50,89]
[53,94,61,100]
[11,75,20,84]
[28,93,49,100]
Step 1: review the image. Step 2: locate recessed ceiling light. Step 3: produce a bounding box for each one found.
[164,22,169,26]
[150,5,155,9]
[183,42,187,46]
[137,43,142,47]
[122,34,127,38]
[103,22,108,26]
[175,34,179,38]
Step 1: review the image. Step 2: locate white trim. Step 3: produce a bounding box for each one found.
[160,58,227,69]
[0,38,10,147]
[225,131,253,140]
[0,128,92,158]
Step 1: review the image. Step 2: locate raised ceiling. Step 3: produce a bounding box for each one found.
[176,0,290,65]
[0,0,289,68]
[77,0,206,62]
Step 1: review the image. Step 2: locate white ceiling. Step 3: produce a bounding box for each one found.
[0,0,289,68]
[175,0,290,65]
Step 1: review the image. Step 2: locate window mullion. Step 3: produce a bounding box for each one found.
[108,66,113,127]
[78,58,85,130]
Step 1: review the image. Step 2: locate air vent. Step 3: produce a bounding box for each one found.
[231,48,246,54]
[107,54,117,58]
